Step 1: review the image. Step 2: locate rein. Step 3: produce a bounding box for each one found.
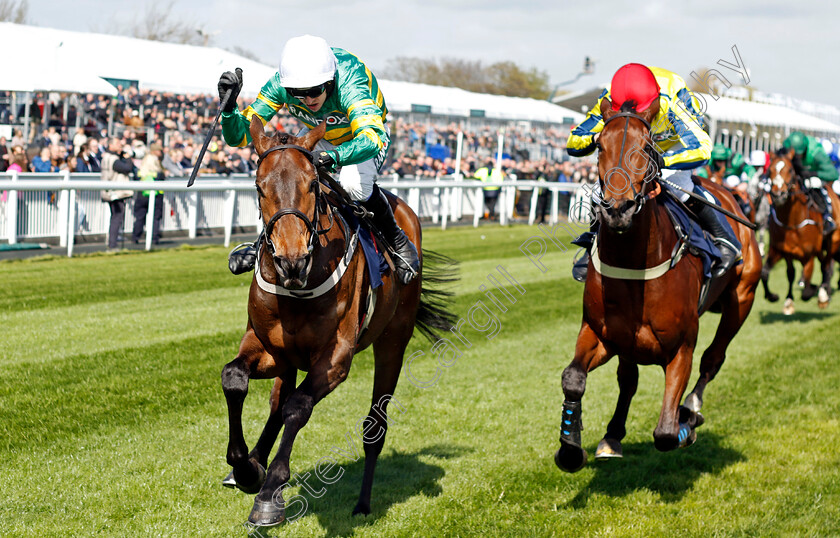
[600,111,659,212]
[258,144,333,258]
[255,143,362,299]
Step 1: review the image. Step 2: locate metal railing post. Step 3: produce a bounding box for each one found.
[58,170,71,247]
[224,188,236,248]
[7,170,18,245]
[145,191,155,251]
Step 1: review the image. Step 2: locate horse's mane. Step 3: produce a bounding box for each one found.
[619,100,638,113]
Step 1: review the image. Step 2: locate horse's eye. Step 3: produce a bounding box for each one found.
[255,185,263,197]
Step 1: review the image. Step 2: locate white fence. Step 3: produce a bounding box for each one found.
[0,172,585,257]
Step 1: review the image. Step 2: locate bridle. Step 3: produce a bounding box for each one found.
[257,144,333,257]
[599,111,662,214]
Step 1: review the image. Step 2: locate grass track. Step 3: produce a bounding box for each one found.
[1,224,839,537]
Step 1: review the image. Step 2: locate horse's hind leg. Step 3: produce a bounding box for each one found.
[801,257,818,301]
[686,280,756,418]
[817,254,834,309]
[595,358,638,459]
[556,323,613,472]
[760,248,782,303]
[353,331,411,516]
[784,258,796,314]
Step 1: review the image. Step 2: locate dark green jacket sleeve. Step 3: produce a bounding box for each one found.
[220,73,288,147]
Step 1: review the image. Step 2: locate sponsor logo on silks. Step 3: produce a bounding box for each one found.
[373,144,388,173]
[288,106,350,127]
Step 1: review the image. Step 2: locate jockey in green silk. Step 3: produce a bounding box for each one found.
[217,35,419,283]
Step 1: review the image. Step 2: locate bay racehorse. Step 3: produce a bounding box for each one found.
[760,147,840,314]
[222,118,456,527]
[554,99,761,472]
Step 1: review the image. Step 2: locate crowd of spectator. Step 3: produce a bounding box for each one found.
[0,87,599,188]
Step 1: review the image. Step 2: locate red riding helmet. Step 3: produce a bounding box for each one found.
[609,63,660,112]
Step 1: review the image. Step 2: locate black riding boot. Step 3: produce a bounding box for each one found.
[362,185,420,284]
[228,234,260,275]
[571,221,599,283]
[690,200,741,278]
[817,187,836,234]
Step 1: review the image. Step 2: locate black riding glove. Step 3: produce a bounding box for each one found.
[217,68,243,113]
[314,151,337,172]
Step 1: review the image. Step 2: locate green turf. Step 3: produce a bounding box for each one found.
[1,223,839,537]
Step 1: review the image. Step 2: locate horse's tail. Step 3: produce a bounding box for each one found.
[416,249,459,342]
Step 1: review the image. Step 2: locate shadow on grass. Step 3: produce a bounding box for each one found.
[567,432,743,508]
[267,444,469,537]
[759,310,836,324]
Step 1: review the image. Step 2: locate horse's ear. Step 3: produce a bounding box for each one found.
[249,116,269,155]
[640,97,660,125]
[299,121,327,151]
[600,98,614,121]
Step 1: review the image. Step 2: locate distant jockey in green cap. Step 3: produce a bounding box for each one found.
[783,131,838,233]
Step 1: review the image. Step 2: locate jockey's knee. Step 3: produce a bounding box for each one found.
[338,164,375,201]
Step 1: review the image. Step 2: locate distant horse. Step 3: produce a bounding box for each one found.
[221,118,456,527]
[760,148,840,314]
[554,98,761,472]
[707,165,756,224]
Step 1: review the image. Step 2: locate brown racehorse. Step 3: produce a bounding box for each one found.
[221,118,456,527]
[760,148,840,314]
[708,165,756,224]
[554,99,761,472]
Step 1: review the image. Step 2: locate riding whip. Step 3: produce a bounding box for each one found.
[660,177,758,230]
[187,67,241,187]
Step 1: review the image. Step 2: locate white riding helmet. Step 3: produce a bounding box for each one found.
[747,150,766,167]
[278,35,337,89]
[724,175,742,189]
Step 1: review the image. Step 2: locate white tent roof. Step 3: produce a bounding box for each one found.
[0,22,275,98]
[0,23,118,95]
[0,22,583,124]
[698,93,840,134]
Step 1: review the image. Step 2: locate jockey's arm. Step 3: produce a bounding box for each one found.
[334,72,390,167]
[220,75,286,148]
[658,92,711,170]
[812,148,839,182]
[566,90,607,158]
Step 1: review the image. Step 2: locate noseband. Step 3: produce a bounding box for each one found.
[600,111,661,213]
[257,144,333,257]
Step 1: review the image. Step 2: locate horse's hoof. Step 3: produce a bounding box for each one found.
[678,423,697,449]
[766,292,779,303]
[783,298,795,316]
[802,286,816,301]
[818,287,830,309]
[352,501,371,516]
[554,443,588,472]
[595,438,623,459]
[235,462,266,494]
[248,499,284,528]
[222,470,236,489]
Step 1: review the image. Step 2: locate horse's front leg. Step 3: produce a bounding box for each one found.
[555,323,613,473]
[760,248,782,302]
[653,342,694,452]
[248,342,355,528]
[222,326,279,493]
